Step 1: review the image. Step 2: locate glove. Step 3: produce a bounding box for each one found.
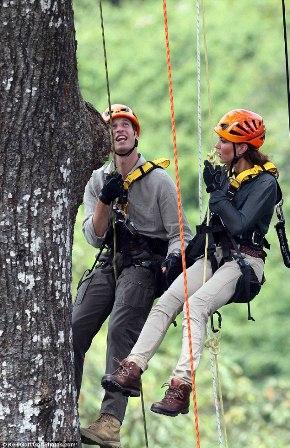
[162,252,182,289]
[203,160,224,193]
[99,172,124,205]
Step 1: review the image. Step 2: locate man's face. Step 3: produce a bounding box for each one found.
[112,117,137,154]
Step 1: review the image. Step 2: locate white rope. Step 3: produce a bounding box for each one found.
[196,1,228,446]
[196,0,203,224]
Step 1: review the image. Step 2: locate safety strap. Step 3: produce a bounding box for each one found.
[77,240,107,290]
[227,235,257,321]
[275,199,290,268]
[228,162,278,190]
[123,158,170,190]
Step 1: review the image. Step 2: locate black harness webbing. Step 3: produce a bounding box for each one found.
[282,0,290,132]
[226,234,260,321]
[77,240,107,289]
[275,199,290,268]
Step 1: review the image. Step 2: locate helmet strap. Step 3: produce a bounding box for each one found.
[115,139,138,157]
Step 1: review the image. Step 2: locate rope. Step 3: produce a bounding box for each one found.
[201,0,213,120]
[162,2,201,447]
[197,1,229,446]
[204,330,228,447]
[205,301,229,448]
[98,4,149,444]
[99,0,120,281]
[281,0,290,133]
[140,381,149,448]
[196,0,203,224]
[99,0,117,168]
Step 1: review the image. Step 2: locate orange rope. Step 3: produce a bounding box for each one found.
[162,1,201,447]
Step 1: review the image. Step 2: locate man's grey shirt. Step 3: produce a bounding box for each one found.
[83,154,193,256]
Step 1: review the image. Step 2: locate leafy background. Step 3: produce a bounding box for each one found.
[72,1,290,447]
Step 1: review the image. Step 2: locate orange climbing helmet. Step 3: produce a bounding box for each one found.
[102,104,141,137]
[214,109,266,149]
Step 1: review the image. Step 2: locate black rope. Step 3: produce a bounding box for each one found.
[98,7,149,446]
[140,381,149,447]
[281,0,290,132]
[99,0,117,167]
[98,0,119,279]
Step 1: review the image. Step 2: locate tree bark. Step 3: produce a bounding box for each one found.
[0,1,110,443]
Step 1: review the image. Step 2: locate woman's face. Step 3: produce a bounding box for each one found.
[215,137,234,165]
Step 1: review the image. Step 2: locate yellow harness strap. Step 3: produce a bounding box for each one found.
[123,158,170,190]
[229,162,278,189]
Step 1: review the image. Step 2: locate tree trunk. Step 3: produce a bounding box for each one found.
[0,1,110,443]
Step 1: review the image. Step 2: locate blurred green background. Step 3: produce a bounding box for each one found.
[71,1,290,447]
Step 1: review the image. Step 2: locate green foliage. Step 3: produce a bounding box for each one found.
[72,0,290,446]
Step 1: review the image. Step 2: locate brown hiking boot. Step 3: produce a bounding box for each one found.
[80,413,121,447]
[101,359,142,397]
[150,377,191,417]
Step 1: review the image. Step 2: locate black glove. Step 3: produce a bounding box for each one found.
[162,252,182,289]
[99,172,124,205]
[203,160,224,193]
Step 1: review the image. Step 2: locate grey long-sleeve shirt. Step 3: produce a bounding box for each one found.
[83,154,193,256]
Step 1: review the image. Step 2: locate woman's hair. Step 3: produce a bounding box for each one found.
[244,145,270,166]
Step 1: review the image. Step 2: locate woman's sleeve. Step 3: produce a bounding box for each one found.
[209,175,277,236]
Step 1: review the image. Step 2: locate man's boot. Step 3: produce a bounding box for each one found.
[150,377,191,417]
[80,413,121,447]
[101,359,142,397]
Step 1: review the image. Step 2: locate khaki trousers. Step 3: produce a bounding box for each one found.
[128,249,264,385]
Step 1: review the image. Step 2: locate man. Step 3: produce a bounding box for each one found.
[72,104,192,447]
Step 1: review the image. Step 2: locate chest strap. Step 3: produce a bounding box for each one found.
[123,158,170,190]
[228,162,278,190]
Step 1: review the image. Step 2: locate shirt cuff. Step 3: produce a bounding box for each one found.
[82,216,106,248]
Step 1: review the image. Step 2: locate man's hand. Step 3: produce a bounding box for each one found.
[99,172,124,205]
[161,251,182,289]
[203,160,224,193]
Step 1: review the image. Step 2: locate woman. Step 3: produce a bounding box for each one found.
[101,109,279,417]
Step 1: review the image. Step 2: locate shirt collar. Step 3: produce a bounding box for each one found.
[104,153,146,175]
